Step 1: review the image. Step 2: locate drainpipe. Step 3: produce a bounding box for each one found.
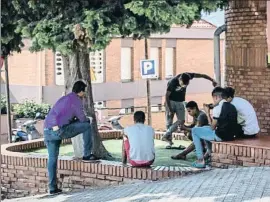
[214,24,226,86]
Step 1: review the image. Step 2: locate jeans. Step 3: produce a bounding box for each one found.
[191,126,222,160]
[165,100,185,137]
[44,121,92,191]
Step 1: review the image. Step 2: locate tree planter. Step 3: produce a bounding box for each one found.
[71,134,84,158]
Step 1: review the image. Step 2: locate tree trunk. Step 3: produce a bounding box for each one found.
[4,57,12,143]
[144,38,152,126]
[62,51,112,159]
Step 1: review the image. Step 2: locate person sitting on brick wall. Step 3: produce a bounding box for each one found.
[44,81,98,195]
[224,87,260,138]
[122,111,155,167]
[162,72,217,148]
[171,101,209,161]
[192,87,239,168]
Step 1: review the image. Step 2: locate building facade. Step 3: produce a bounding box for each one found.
[1,20,224,130]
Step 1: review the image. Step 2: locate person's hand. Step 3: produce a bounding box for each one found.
[203,104,210,114]
[212,80,218,87]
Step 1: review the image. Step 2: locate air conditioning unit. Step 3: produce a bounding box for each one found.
[94,101,106,109]
[55,52,64,86]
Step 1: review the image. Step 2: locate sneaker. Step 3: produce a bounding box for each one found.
[82,154,99,161]
[49,189,62,195]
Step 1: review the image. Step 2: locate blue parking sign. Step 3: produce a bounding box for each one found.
[140,60,157,79]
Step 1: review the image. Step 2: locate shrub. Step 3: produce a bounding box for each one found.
[0,94,7,114]
[13,100,51,119]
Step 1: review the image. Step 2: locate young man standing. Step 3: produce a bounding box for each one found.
[224,87,260,138]
[162,72,217,146]
[44,81,98,194]
[192,87,239,168]
[122,111,155,167]
[171,101,209,160]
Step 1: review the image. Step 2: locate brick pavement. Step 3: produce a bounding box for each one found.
[4,167,270,202]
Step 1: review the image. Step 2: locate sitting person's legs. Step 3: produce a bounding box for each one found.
[171,131,206,160]
[192,126,221,167]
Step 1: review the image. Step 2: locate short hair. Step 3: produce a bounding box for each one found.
[186,101,199,110]
[212,87,226,98]
[224,87,235,98]
[180,73,191,85]
[134,111,145,123]
[72,81,87,93]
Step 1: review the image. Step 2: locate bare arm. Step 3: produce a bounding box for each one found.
[192,73,217,86]
[122,133,127,164]
[206,112,217,130]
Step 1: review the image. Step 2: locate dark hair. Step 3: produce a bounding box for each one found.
[224,87,235,98]
[134,111,145,123]
[186,101,199,110]
[72,81,87,93]
[180,73,191,85]
[212,87,226,98]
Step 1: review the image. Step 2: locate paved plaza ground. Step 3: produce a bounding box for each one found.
[5,167,270,202]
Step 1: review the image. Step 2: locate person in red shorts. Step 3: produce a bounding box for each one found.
[122,111,155,167]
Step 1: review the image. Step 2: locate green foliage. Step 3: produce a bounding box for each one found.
[0,95,7,114]
[10,0,228,55]
[1,0,24,57]
[13,100,51,119]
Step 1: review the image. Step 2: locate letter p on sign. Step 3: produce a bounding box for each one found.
[140,60,157,79]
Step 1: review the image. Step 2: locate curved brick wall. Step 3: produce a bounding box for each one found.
[1,130,201,200]
[225,0,269,134]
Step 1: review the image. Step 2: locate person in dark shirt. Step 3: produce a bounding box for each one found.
[171,101,209,160]
[192,87,239,168]
[162,72,217,146]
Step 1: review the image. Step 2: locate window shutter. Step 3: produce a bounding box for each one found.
[121,48,132,81]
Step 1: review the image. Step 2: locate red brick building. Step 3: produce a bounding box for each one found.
[1,20,224,130]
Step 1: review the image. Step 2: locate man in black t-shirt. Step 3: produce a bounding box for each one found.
[191,87,239,168]
[162,72,217,146]
[171,101,209,160]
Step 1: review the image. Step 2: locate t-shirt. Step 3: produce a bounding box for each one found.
[167,73,195,102]
[194,110,209,127]
[124,123,155,162]
[213,100,239,141]
[231,97,260,135]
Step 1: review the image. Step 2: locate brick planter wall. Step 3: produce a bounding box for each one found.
[226,0,269,134]
[1,130,201,200]
[211,140,270,168]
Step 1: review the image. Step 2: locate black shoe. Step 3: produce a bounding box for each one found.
[82,154,99,161]
[49,189,62,195]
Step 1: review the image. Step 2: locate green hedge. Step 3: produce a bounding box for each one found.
[13,100,51,119]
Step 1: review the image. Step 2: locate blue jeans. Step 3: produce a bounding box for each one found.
[44,121,92,191]
[191,126,222,160]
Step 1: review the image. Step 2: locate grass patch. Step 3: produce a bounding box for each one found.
[26,139,196,167]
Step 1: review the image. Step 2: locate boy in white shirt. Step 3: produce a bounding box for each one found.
[224,87,260,138]
[122,111,155,167]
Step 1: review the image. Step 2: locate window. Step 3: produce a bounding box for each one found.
[90,50,105,83]
[150,96,163,112]
[150,47,160,79]
[55,52,64,86]
[121,48,132,82]
[151,104,163,112]
[165,48,175,79]
[120,98,134,114]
